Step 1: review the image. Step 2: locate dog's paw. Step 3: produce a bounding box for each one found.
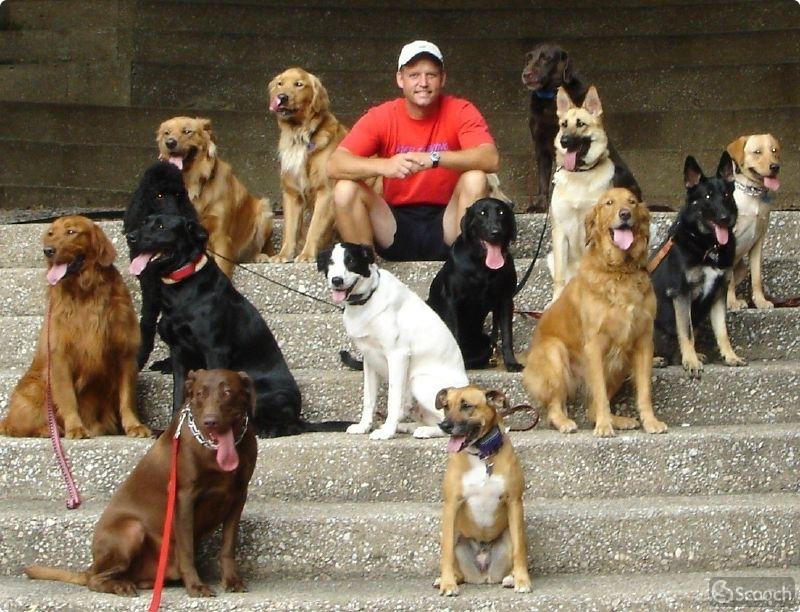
[412,425,446,439]
[253,253,271,264]
[222,574,247,593]
[268,253,292,264]
[369,426,396,440]
[502,574,515,588]
[593,421,616,438]
[611,415,639,430]
[346,422,371,435]
[294,251,316,263]
[652,356,668,369]
[727,297,749,311]
[723,353,747,367]
[681,356,703,378]
[505,362,524,373]
[552,418,577,434]
[753,296,774,310]
[437,577,460,597]
[186,582,216,598]
[65,425,90,439]
[124,423,151,438]
[512,574,532,593]
[642,417,668,434]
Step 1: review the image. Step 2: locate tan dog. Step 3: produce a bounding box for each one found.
[157,116,274,277]
[26,369,258,597]
[0,216,149,439]
[725,134,782,310]
[524,188,667,437]
[435,385,531,596]
[268,67,348,262]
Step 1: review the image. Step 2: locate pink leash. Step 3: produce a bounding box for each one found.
[44,302,81,510]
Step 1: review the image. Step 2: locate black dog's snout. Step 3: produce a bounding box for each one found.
[438,419,454,434]
[165,138,178,150]
[125,231,137,244]
[619,208,632,222]
[43,246,56,258]
[331,276,345,288]
[770,163,781,174]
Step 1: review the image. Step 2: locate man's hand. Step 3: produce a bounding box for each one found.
[381,153,427,178]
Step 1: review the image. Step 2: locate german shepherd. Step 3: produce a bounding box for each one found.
[650,152,746,378]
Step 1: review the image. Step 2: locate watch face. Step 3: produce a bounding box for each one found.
[430,152,440,167]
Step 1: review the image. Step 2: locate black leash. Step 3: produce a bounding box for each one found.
[513,210,548,297]
[205,249,344,312]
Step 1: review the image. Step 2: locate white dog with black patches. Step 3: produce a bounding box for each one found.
[317,242,469,440]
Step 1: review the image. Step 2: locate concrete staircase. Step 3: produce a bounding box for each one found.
[0,212,798,609]
[1,0,799,218]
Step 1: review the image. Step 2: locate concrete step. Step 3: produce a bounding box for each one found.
[3,0,133,30]
[2,304,800,370]
[4,568,799,611]
[2,493,798,577]
[0,30,120,64]
[132,2,798,38]
[129,62,800,114]
[1,424,797,503]
[1,359,798,430]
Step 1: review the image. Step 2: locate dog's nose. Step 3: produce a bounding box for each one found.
[438,419,454,434]
[165,138,177,150]
[770,163,781,174]
[43,246,56,258]
[277,93,289,104]
[203,413,220,429]
[331,276,344,288]
[125,231,137,244]
[619,208,632,222]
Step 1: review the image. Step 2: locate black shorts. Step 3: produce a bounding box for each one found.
[375,204,449,262]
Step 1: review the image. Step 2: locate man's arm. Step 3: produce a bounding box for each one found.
[327,146,428,181]
[404,143,499,174]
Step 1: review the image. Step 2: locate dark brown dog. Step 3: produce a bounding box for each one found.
[25,369,258,598]
[521,43,589,211]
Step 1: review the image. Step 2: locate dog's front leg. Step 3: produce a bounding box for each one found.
[171,354,187,416]
[584,339,614,437]
[502,498,531,593]
[631,330,667,434]
[219,495,247,592]
[271,190,302,262]
[174,485,214,597]
[117,355,150,438]
[295,188,334,262]
[369,348,410,440]
[550,224,568,302]
[48,354,89,438]
[673,294,702,377]
[136,274,161,370]
[347,359,378,435]
[710,288,747,367]
[437,496,461,596]
[748,235,773,309]
[496,299,522,372]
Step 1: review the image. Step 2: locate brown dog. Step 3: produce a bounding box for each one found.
[435,385,531,596]
[0,216,149,439]
[157,116,274,277]
[524,188,667,437]
[268,67,348,262]
[725,133,782,310]
[25,368,258,597]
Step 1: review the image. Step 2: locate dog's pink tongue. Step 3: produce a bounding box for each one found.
[269,96,282,112]
[331,289,347,303]
[763,176,780,191]
[215,429,239,472]
[129,253,154,276]
[711,222,729,245]
[447,435,466,454]
[46,263,68,286]
[612,228,634,251]
[564,149,578,171]
[168,155,183,170]
[482,241,504,269]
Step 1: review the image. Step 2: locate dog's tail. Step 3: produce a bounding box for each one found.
[487,173,512,204]
[25,565,89,586]
[339,350,364,371]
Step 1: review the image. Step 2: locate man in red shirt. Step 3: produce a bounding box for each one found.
[327,40,500,261]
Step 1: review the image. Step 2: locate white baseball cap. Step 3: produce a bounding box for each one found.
[397,40,444,70]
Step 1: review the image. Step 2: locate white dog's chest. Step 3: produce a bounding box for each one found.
[551,162,614,221]
[733,192,769,258]
[279,140,311,194]
[461,455,506,528]
[686,266,724,301]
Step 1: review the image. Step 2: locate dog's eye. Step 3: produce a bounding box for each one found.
[497,208,504,215]
[460,400,473,413]
[480,209,487,216]
[605,199,613,206]
[295,81,304,87]
[576,119,585,128]
[67,229,76,235]
[156,193,163,199]
[183,129,193,135]
[705,193,712,199]
[771,147,777,153]
[754,149,761,155]
[157,222,164,230]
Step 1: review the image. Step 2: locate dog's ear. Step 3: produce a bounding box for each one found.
[435,388,451,412]
[582,85,603,117]
[184,370,199,403]
[316,247,332,273]
[561,54,573,84]
[360,244,376,265]
[198,118,217,159]
[238,371,257,418]
[584,204,600,247]
[309,73,330,116]
[683,156,704,188]
[555,86,572,117]
[460,204,475,238]
[505,202,518,243]
[185,219,209,247]
[267,72,280,97]
[726,136,748,169]
[485,390,509,415]
[91,222,117,267]
[716,150,735,182]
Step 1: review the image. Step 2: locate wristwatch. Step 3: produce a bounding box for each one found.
[430,151,440,168]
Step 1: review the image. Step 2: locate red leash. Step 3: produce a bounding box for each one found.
[148,422,182,612]
[44,302,81,510]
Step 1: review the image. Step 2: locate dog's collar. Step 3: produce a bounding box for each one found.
[466,425,504,461]
[346,271,380,306]
[161,253,208,284]
[734,179,768,199]
[176,404,249,450]
[555,156,603,174]
[534,89,557,100]
[647,238,674,273]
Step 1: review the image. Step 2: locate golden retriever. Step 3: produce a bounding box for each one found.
[523,188,667,437]
[157,116,274,277]
[268,67,348,262]
[0,216,150,439]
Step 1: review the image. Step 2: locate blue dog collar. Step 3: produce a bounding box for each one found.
[534,89,557,100]
[473,425,503,460]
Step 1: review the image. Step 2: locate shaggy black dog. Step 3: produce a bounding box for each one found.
[427,197,522,371]
[124,162,198,371]
[126,213,350,437]
[651,152,746,377]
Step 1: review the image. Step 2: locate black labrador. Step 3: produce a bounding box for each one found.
[427,197,522,372]
[650,152,747,378]
[126,213,351,437]
[124,161,199,372]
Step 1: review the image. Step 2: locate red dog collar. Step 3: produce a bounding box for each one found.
[162,253,208,284]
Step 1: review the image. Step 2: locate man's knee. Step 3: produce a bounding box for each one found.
[333,179,360,211]
[457,170,490,200]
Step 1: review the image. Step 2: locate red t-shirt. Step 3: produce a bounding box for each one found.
[339,95,495,206]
